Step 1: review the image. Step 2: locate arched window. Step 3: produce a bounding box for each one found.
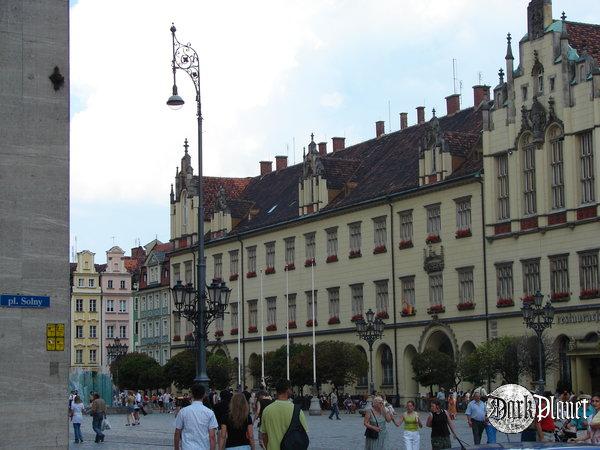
[548,126,565,209]
[381,345,394,386]
[356,346,368,387]
[557,336,571,386]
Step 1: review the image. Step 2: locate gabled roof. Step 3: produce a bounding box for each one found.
[566,21,600,64]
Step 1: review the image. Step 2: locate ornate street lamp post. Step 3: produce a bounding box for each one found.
[355,309,385,396]
[106,337,128,394]
[521,290,555,393]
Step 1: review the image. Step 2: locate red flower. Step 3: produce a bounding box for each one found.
[327,316,340,325]
[425,234,441,244]
[326,255,338,263]
[455,229,472,239]
[304,258,316,267]
[551,292,570,301]
[580,288,600,299]
[306,319,318,327]
[349,250,362,259]
[373,245,387,254]
[351,314,364,322]
[212,277,222,283]
[376,311,389,319]
[521,295,535,304]
[248,325,258,333]
[398,240,413,250]
[230,328,238,336]
[288,321,297,329]
[266,324,277,332]
[427,304,445,314]
[496,298,514,308]
[229,273,239,282]
[215,330,224,337]
[284,263,295,271]
[246,271,257,278]
[457,302,475,311]
[173,335,181,342]
[401,308,415,317]
[265,267,276,275]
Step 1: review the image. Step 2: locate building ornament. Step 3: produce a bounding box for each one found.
[215,186,228,213]
[417,319,459,355]
[518,96,547,144]
[423,244,444,273]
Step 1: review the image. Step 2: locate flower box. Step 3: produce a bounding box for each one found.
[304,258,316,267]
[265,267,276,275]
[212,277,222,283]
[230,328,239,336]
[215,330,224,337]
[425,234,441,244]
[427,304,445,314]
[351,314,364,322]
[246,271,257,279]
[521,295,535,304]
[398,240,413,250]
[326,255,338,263]
[349,250,362,259]
[229,273,239,282]
[288,321,297,329]
[306,319,317,327]
[266,324,277,332]
[173,335,181,342]
[455,228,472,239]
[373,245,387,254]
[551,292,570,302]
[580,288,600,300]
[401,308,416,317]
[285,263,295,271]
[327,316,340,325]
[376,311,389,319]
[457,302,475,311]
[248,325,258,333]
[496,298,514,308]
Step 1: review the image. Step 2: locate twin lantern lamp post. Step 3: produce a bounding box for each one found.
[167,23,231,387]
[355,308,385,396]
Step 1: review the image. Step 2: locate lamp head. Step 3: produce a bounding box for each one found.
[534,290,544,307]
[167,85,184,110]
[365,308,375,323]
[171,280,185,309]
[522,302,533,321]
[220,281,231,306]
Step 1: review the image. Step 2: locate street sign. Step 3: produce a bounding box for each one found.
[46,323,65,351]
[0,294,50,308]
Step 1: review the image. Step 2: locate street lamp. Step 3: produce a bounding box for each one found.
[355,308,385,396]
[106,337,128,364]
[521,290,555,393]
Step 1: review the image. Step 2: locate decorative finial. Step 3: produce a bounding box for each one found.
[310,133,315,142]
[507,32,511,44]
[432,108,436,117]
[183,138,189,154]
[498,68,505,84]
[170,23,176,33]
[560,12,568,38]
[561,11,566,22]
[505,32,514,60]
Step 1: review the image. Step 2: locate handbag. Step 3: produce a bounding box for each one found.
[101,417,111,431]
[364,409,379,440]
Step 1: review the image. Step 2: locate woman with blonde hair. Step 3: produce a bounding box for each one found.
[69,395,85,443]
[220,393,254,450]
[364,396,393,450]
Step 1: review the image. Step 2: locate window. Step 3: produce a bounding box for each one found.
[89,299,96,312]
[521,85,528,101]
[287,294,296,323]
[162,292,168,308]
[172,263,181,283]
[496,154,510,220]
[381,346,394,386]
[89,349,96,364]
[305,233,316,261]
[107,325,114,338]
[108,280,113,289]
[75,299,83,312]
[78,278,84,287]
[326,228,338,257]
[229,250,239,276]
[429,273,443,306]
[549,76,555,92]
[173,315,180,337]
[120,280,126,289]
[306,291,317,322]
[426,204,441,236]
[357,347,368,386]
[155,321,160,336]
[184,261,193,284]
[399,210,413,243]
[119,325,127,338]
[522,259,541,296]
[523,137,537,215]
[351,284,364,317]
[284,238,295,266]
[247,246,257,273]
[550,255,569,296]
[580,131,595,204]
[75,325,83,339]
[248,300,258,328]
[231,302,238,328]
[457,268,474,304]
[455,198,471,231]
[162,319,168,336]
[142,322,147,338]
[550,130,565,209]
[401,276,415,308]
[265,243,275,269]
[266,297,277,326]
[119,300,127,312]
[88,279,94,288]
[134,298,138,312]
[163,349,168,365]
[373,217,387,248]
[106,300,114,312]
[215,316,223,333]
[328,288,340,319]
[375,280,389,315]
[349,222,362,254]
[89,325,96,338]
[537,74,544,94]
[213,253,222,280]
[141,297,146,311]
[579,251,599,293]
[134,321,138,336]
[75,349,83,364]
[579,64,586,82]
[148,322,154,337]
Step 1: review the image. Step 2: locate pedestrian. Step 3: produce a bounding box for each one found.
[447,390,457,420]
[328,390,341,420]
[69,395,85,444]
[570,394,595,440]
[536,392,557,442]
[174,383,218,450]
[465,389,486,445]
[125,391,136,426]
[243,385,251,403]
[254,390,273,431]
[219,393,255,450]
[260,379,309,450]
[436,388,446,409]
[363,396,393,450]
[394,400,422,450]
[426,399,458,450]
[90,393,107,443]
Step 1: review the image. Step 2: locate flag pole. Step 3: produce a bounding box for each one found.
[260,269,265,387]
[237,272,241,388]
[286,265,290,380]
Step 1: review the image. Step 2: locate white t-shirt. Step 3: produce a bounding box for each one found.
[71,402,84,424]
[135,392,142,403]
[175,401,218,450]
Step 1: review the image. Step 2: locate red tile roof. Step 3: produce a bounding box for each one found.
[567,21,600,64]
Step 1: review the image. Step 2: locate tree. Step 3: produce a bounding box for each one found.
[111,352,163,390]
[248,353,263,387]
[412,349,456,394]
[164,350,195,390]
[263,344,313,391]
[207,353,235,390]
[517,335,558,385]
[316,341,368,390]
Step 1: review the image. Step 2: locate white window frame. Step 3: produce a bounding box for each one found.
[229,250,239,276]
[399,210,413,243]
[306,290,317,322]
[119,300,127,313]
[89,349,96,364]
[523,139,537,215]
[119,325,127,338]
[248,300,258,328]
[326,228,338,257]
[75,299,83,312]
[579,251,599,292]
[106,299,114,312]
[287,294,297,323]
[213,253,223,279]
[75,349,83,364]
[265,242,275,269]
[266,297,277,326]
[580,131,595,204]
[496,154,510,220]
[401,276,415,308]
[457,267,474,304]
[373,216,387,248]
[350,284,364,317]
[522,259,541,296]
[76,325,83,339]
[455,197,472,230]
[305,233,316,261]
[375,280,389,314]
[550,255,569,295]
[247,246,257,273]
[89,325,96,338]
[328,288,340,318]
[426,204,441,236]
[349,222,362,253]
[284,237,295,266]
[107,325,115,339]
[550,133,565,209]
[428,273,443,306]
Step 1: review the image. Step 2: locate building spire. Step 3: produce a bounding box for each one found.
[183,138,189,154]
[560,11,568,39]
[498,68,505,84]
[505,33,514,60]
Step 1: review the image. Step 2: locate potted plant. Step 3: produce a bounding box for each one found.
[173,335,181,342]
[326,255,338,263]
[288,321,297,329]
[457,301,475,311]
[246,271,257,278]
[351,313,364,322]
[521,294,535,304]
[265,266,276,275]
[551,291,570,302]
[349,250,362,259]
[455,228,472,239]
[496,298,514,308]
[229,273,239,282]
[215,330,224,337]
[284,263,295,271]
[248,325,258,333]
[401,305,415,317]
[306,319,317,327]
[327,316,340,325]
[230,327,238,336]
[376,311,389,319]
[304,258,316,267]
[373,245,387,254]
[580,288,600,300]
[425,234,441,244]
[427,304,445,314]
[398,239,413,250]
[266,324,277,332]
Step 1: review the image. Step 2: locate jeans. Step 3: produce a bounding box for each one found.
[485,423,497,443]
[328,404,340,419]
[403,430,420,450]
[73,423,83,442]
[92,414,104,442]
[471,419,485,445]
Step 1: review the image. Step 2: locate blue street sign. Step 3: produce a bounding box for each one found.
[0,294,50,308]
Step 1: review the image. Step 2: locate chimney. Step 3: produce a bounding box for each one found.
[400,112,408,130]
[318,142,327,156]
[275,155,287,171]
[332,137,345,152]
[416,106,425,124]
[445,94,460,116]
[375,120,385,138]
[260,161,272,176]
[473,85,491,108]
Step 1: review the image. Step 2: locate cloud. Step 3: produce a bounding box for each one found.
[320,91,344,108]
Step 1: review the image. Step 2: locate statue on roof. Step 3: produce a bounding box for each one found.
[216,186,228,212]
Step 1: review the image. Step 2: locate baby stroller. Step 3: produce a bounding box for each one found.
[555,421,577,442]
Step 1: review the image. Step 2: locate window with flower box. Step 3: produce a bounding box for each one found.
[373,216,387,253]
[265,242,276,273]
[522,259,540,300]
[285,237,295,269]
[229,250,239,280]
[400,276,415,316]
[579,131,595,204]
[496,263,513,306]
[305,233,316,265]
[248,300,258,329]
[455,197,471,237]
[350,283,364,319]
[306,291,317,325]
[496,154,510,220]
[247,246,257,277]
[549,255,569,301]
[349,222,362,257]
[287,293,297,326]
[579,250,599,299]
[213,253,222,280]
[76,298,83,312]
[428,273,444,312]
[399,210,413,248]
[326,228,338,262]
[522,137,537,215]
[549,129,565,209]
[230,302,238,329]
[426,204,441,241]
[457,267,474,309]
[328,288,340,322]
[375,280,389,318]
[266,297,277,328]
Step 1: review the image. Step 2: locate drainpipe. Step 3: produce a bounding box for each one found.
[477,174,491,392]
[238,235,246,388]
[387,198,400,406]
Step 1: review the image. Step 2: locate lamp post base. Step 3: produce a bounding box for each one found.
[309,385,321,416]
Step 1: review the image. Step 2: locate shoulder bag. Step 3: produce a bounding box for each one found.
[364,409,379,440]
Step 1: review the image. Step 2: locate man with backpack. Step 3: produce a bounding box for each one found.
[260,379,309,450]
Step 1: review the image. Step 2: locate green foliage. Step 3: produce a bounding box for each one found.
[263,344,313,390]
[315,341,368,389]
[207,353,235,390]
[248,353,263,386]
[163,350,195,390]
[412,349,456,393]
[111,352,164,390]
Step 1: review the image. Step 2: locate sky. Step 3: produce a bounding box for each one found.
[69,0,599,263]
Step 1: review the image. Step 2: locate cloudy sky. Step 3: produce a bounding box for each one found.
[70,0,597,262]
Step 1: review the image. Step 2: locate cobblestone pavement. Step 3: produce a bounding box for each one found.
[69,410,517,450]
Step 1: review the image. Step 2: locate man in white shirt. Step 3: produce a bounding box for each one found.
[174,384,218,450]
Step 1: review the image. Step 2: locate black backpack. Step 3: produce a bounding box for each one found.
[280,404,309,450]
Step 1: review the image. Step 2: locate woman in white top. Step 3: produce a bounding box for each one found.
[69,395,85,443]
